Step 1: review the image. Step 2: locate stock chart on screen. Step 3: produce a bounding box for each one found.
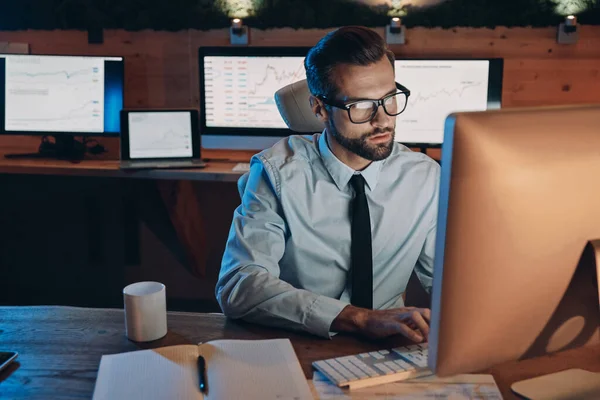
[128,112,193,159]
[394,60,491,145]
[4,55,105,133]
[203,55,306,129]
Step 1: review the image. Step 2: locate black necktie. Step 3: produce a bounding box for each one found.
[350,174,373,309]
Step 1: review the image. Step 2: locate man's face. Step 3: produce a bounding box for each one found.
[325,57,397,161]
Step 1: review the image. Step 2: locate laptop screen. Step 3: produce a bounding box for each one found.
[127,111,194,159]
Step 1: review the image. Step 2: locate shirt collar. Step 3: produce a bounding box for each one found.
[318,131,382,192]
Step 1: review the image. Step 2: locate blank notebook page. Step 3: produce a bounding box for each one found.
[93,345,201,400]
[199,338,313,400]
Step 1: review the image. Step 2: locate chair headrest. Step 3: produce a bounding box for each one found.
[275,79,325,133]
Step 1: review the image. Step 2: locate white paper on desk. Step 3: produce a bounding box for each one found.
[93,345,201,400]
[200,339,312,400]
[311,370,503,399]
[92,339,312,400]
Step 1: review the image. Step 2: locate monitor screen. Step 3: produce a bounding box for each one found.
[204,55,306,129]
[0,54,124,136]
[199,47,310,142]
[127,111,194,159]
[394,59,503,146]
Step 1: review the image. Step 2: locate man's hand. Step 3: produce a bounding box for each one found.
[331,305,431,343]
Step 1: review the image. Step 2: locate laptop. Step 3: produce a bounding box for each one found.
[119,109,206,170]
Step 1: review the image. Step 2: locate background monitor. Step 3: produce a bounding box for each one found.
[394,58,503,147]
[0,54,124,137]
[429,105,600,379]
[199,46,310,150]
[199,48,503,151]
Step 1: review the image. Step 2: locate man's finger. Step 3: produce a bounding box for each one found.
[409,311,430,339]
[420,308,431,322]
[397,323,424,343]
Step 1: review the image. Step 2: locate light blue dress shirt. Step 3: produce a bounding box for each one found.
[216,132,440,338]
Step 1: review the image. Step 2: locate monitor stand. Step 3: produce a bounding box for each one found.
[4,136,87,162]
[511,368,600,399]
[512,239,600,399]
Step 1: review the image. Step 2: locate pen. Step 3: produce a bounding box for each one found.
[198,355,207,393]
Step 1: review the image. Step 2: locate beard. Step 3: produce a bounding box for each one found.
[329,119,395,161]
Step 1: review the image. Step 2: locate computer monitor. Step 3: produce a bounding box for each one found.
[394,58,503,147]
[199,46,310,150]
[200,48,503,151]
[0,54,124,158]
[428,105,600,379]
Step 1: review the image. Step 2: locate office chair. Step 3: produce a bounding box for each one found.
[274,79,325,133]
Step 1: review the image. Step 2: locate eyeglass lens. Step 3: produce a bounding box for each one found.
[348,93,408,123]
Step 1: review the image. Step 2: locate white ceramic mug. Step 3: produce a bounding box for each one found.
[123,281,168,342]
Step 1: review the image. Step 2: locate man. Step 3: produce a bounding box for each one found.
[216,26,440,342]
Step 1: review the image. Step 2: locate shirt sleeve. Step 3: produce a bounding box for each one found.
[215,157,347,339]
[415,222,435,293]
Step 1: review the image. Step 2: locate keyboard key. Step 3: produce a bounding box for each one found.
[392,345,428,357]
[340,358,368,379]
[368,351,384,360]
[349,358,380,378]
[384,361,405,372]
[323,370,348,384]
[314,361,347,383]
[373,362,395,375]
[326,359,359,380]
[315,360,335,373]
[393,358,416,371]
[400,350,429,368]
[392,347,411,357]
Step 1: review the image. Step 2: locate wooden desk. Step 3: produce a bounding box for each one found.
[0,156,246,182]
[1,306,599,399]
[0,135,260,182]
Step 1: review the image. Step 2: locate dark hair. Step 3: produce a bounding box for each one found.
[304,26,395,99]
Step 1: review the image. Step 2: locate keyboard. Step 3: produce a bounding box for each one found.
[232,162,251,172]
[312,343,431,390]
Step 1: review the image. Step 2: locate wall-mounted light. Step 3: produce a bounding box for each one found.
[386,17,406,45]
[230,18,249,45]
[0,42,29,54]
[557,15,578,44]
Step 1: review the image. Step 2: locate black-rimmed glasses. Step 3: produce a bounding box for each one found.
[318,82,411,124]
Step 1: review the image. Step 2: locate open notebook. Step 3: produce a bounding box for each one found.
[92,338,313,400]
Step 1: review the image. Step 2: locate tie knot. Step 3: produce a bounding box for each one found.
[350,174,366,195]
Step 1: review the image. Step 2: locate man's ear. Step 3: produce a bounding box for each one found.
[309,95,328,123]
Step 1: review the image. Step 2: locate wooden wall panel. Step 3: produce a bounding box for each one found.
[503,59,600,107]
[390,26,600,59]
